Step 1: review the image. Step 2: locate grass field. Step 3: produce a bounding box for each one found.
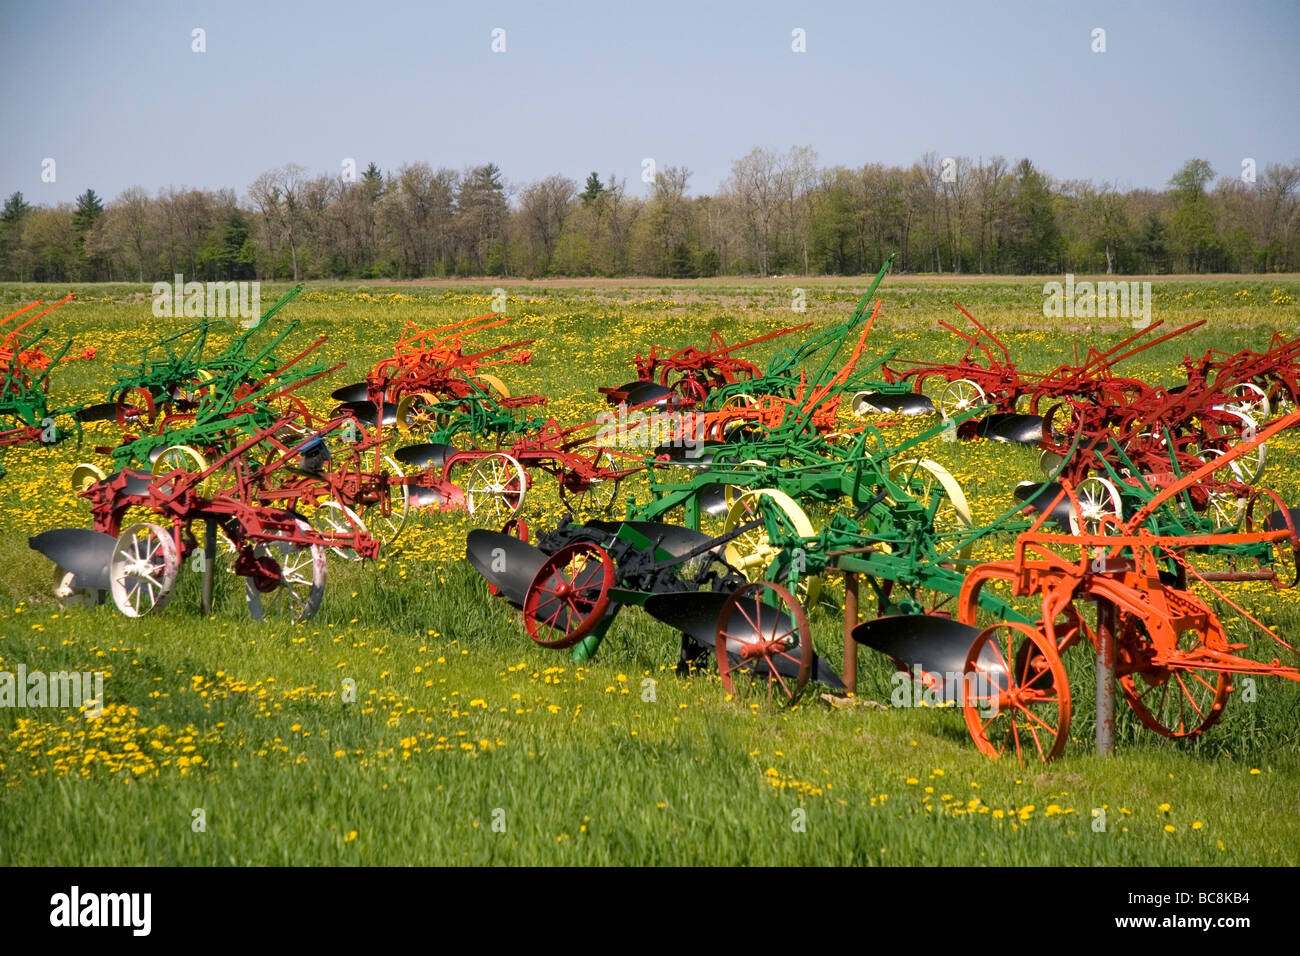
[1,274,1298,866]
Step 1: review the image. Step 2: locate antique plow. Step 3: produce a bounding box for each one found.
[467,516,842,703]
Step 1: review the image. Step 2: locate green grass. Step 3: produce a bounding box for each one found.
[1,275,1298,865]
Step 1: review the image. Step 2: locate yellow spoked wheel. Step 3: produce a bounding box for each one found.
[475,374,510,401]
[152,444,215,497]
[396,391,441,436]
[722,488,822,605]
[70,462,107,499]
[888,458,974,559]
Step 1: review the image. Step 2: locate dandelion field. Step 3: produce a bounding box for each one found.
[1,275,1299,866]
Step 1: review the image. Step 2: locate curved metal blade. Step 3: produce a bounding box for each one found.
[853,391,936,416]
[74,402,121,423]
[979,413,1043,445]
[699,482,730,517]
[330,382,370,403]
[1267,507,1300,533]
[623,381,675,408]
[852,614,985,697]
[394,442,453,470]
[466,530,547,606]
[654,440,723,468]
[28,529,116,590]
[642,590,838,687]
[117,470,155,496]
[1013,481,1072,527]
[333,400,398,427]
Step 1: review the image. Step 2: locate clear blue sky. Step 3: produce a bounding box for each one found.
[3,0,1297,204]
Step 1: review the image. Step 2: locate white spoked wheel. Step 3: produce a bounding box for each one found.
[465,453,527,521]
[1218,382,1270,422]
[560,445,621,514]
[245,519,327,624]
[51,565,100,608]
[938,378,987,420]
[312,500,370,561]
[888,458,975,558]
[109,522,180,617]
[358,450,409,546]
[1068,477,1124,536]
[722,488,822,605]
[1205,487,1248,530]
[1221,409,1266,484]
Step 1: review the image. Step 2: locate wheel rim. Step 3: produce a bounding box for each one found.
[312,500,369,561]
[889,458,974,556]
[522,543,613,649]
[722,489,821,605]
[560,446,621,514]
[715,581,811,705]
[109,523,180,617]
[359,451,408,546]
[246,520,327,623]
[939,379,986,419]
[1069,476,1124,536]
[466,453,527,521]
[1117,614,1229,738]
[1245,490,1299,588]
[151,444,212,497]
[963,622,1071,763]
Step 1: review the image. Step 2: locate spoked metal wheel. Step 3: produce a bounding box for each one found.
[70,462,107,499]
[1218,382,1270,422]
[395,390,441,435]
[938,378,987,420]
[962,621,1072,763]
[522,542,614,649]
[1068,476,1124,536]
[1200,409,1265,484]
[357,450,409,547]
[715,581,812,706]
[1245,490,1299,588]
[109,523,180,617]
[888,458,974,557]
[311,500,370,561]
[465,453,527,522]
[722,488,821,605]
[151,444,214,496]
[559,445,621,514]
[245,520,327,623]
[1116,615,1229,739]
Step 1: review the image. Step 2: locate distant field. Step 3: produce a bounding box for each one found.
[1,275,1298,865]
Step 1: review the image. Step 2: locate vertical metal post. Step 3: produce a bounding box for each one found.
[1096,601,1116,755]
[201,519,216,615]
[842,572,859,696]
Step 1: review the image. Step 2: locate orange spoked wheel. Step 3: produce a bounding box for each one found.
[1116,613,1230,739]
[715,581,811,705]
[962,622,1072,763]
[522,542,614,649]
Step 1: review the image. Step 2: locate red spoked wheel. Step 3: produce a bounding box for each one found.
[523,542,614,649]
[1245,489,1299,589]
[962,622,1072,763]
[715,581,811,705]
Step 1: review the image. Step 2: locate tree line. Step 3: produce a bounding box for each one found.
[2,149,1297,282]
